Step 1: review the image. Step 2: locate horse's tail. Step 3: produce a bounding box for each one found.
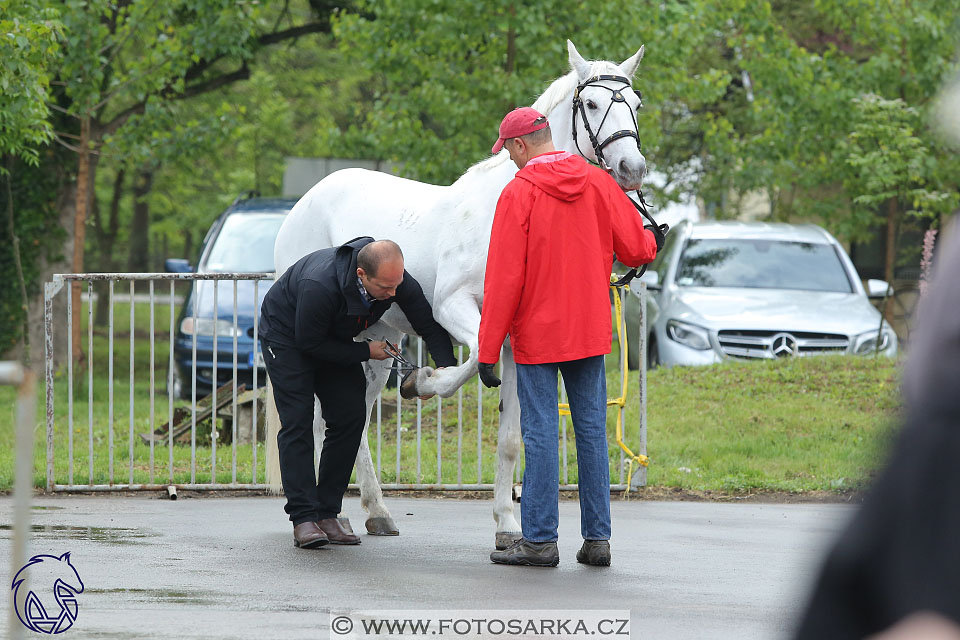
[264,375,284,495]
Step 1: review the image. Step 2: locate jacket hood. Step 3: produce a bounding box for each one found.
[516,152,590,202]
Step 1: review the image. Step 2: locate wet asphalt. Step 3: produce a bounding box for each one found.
[0,494,854,640]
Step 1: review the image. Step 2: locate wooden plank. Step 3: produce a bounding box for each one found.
[139,381,246,444]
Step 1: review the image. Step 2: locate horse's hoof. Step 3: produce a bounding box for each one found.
[399,369,419,400]
[495,531,523,550]
[366,517,400,536]
[337,517,355,535]
[399,367,435,400]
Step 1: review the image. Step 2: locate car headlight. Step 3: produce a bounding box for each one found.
[853,329,892,355]
[180,317,243,338]
[667,319,712,351]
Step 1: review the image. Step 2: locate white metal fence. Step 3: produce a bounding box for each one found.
[43,272,647,493]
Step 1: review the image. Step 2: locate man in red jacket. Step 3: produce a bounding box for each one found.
[479,107,660,567]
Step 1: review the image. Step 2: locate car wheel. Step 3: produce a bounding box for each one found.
[647,337,661,370]
[163,363,187,400]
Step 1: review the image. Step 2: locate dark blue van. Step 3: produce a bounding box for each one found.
[165,196,297,399]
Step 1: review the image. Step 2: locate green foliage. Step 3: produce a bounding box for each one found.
[0,0,61,164]
[0,148,69,351]
[334,0,687,184]
[841,94,958,236]
[328,0,960,244]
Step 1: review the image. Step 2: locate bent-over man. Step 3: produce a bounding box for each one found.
[260,237,456,549]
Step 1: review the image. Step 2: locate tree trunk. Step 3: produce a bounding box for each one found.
[884,197,898,285]
[25,181,75,376]
[127,167,153,271]
[5,156,31,367]
[71,117,92,366]
[883,197,899,324]
[503,14,516,114]
[94,168,124,327]
[183,228,194,265]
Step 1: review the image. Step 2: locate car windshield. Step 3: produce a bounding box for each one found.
[203,213,285,273]
[675,238,853,292]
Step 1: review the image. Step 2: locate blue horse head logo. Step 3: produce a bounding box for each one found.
[11,552,84,634]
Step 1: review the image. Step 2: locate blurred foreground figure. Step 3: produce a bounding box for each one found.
[793,221,960,638]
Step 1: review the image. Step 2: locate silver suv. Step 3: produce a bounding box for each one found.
[635,220,898,367]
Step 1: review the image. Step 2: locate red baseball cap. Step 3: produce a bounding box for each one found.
[491,107,549,154]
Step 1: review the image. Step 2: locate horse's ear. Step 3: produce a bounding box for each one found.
[620,45,645,81]
[59,552,71,562]
[567,40,591,80]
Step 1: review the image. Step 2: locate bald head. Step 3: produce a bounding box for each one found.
[357,240,405,300]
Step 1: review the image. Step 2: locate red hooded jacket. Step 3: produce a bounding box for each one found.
[478,152,658,365]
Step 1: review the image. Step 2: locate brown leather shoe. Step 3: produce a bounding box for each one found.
[317,517,361,545]
[293,522,329,549]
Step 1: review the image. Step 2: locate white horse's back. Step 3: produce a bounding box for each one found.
[274,168,448,278]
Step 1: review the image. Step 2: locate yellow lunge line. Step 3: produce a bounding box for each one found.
[557,280,649,476]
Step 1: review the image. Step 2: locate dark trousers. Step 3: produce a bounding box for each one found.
[261,339,367,526]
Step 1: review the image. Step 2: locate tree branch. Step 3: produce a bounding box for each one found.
[99,20,331,137]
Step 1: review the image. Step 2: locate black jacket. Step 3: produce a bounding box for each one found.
[259,237,457,367]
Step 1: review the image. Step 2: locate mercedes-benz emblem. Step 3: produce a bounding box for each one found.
[771,333,798,358]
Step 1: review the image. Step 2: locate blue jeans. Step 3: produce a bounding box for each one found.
[515,355,611,542]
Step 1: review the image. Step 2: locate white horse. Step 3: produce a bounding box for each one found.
[266,40,648,549]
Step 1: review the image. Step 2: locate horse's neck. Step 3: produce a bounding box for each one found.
[545,100,578,157]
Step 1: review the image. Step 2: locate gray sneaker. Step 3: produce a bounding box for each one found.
[490,539,559,567]
[576,540,611,566]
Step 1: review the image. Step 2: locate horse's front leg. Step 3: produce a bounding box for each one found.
[494,340,523,549]
[355,330,403,536]
[406,292,481,398]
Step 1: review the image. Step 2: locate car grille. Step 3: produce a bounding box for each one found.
[717,330,850,359]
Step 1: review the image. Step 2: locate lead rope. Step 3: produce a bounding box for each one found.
[612,190,666,287]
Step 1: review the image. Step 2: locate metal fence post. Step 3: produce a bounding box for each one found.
[4,361,37,640]
[44,277,63,492]
[632,283,649,489]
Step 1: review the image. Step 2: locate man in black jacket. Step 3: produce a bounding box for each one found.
[259,237,456,549]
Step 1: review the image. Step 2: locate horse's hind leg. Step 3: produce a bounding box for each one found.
[356,331,402,535]
[494,340,523,549]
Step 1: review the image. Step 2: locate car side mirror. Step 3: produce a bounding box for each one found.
[638,270,661,291]
[165,258,194,273]
[866,279,892,299]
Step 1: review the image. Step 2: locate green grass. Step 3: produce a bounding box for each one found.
[645,355,900,492]
[0,299,901,493]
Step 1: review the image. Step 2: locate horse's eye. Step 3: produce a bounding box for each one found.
[586,100,598,110]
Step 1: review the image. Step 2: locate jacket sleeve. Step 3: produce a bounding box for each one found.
[395,274,457,368]
[478,184,529,364]
[294,281,371,364]
[607,184,658,268]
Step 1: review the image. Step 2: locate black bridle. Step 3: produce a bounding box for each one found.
[572,74,644,172]
[572,74,667,285]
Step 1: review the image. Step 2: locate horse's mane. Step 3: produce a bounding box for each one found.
[468,59,622,175]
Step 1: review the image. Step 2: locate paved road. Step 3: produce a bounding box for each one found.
[0,495,853,640]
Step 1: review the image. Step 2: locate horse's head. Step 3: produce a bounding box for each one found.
[566,40,647,190]
[13,552,85,596]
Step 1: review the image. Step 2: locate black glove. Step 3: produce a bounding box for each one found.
[478,362,501,388]
[644,222,670,251]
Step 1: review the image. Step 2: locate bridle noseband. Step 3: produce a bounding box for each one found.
[571,74,667,284]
